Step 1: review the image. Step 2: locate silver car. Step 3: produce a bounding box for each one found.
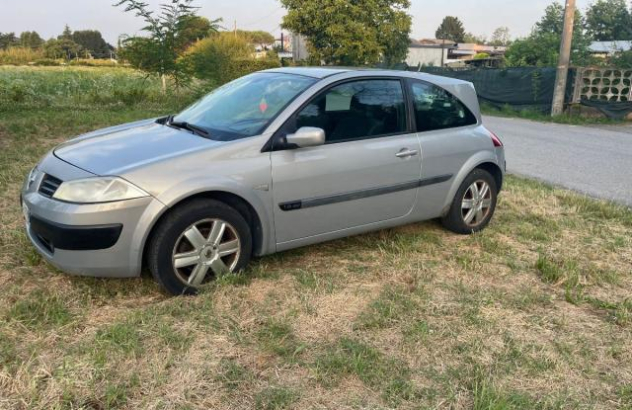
[21,68,505,295]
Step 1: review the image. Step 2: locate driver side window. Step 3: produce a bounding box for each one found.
[294,79,407,143]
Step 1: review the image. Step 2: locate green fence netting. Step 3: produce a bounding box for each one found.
[409,66,577,113]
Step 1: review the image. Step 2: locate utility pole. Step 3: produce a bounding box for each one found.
[551,0,576,116]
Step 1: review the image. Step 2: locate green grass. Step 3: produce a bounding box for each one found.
[355,285,420,330]
[256,319,305,360]
[313,338,417,405]
[7,290,75,330]
[1,66,631,409]
[0,65,203,112]
[215,358,254,391]
[255,387,300,410]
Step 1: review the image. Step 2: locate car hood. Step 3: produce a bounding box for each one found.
[54,119,220,176]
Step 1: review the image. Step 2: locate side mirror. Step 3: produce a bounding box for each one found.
[286,127,325,149]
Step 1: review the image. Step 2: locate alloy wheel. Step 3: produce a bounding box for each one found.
[461,180,493,227]
[172,218,241,286]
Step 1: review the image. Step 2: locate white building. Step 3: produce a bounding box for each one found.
[589,41,632,58]
[406,39,456,67]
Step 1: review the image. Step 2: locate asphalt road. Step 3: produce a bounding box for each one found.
[483,116,632,207]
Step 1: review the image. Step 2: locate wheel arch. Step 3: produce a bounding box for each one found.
[442,153,504,215]
[475,161,503,192]
[141,190,267,271]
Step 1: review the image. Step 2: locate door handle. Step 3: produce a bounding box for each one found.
[395,149,419,158]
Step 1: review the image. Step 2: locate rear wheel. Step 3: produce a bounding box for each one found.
[147,199,252,295]
[442,169,498,234]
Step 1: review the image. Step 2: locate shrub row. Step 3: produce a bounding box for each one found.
[178,33,281,86]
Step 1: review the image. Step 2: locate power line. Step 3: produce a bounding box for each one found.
[240,7,284,28]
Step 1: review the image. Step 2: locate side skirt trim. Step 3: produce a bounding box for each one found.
[278,174,452,212]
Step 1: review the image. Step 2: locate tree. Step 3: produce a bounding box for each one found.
[504,34,561,66]
[506,1,593,67]
[0,32,18,50]
[72,30,113,58]
[179,15,222,50]
[280,0,412,66]
[464,33,487,44]
[115,0,202,91]
[19,31,44,49]
[235,30,275,48]
[44,38,82,60]
[585,0,632,41]
[373,1,412,66]
[490,27,511,46]
[435,16,466,43]
[59,25,73,41]
[611,50,632,67]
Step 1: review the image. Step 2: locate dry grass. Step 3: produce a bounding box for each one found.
[1,105,631,409]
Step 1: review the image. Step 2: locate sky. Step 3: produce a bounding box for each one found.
[0,0,593,45]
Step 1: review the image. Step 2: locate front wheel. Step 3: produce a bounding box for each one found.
[147,199,252,295]
[441,169,498,235]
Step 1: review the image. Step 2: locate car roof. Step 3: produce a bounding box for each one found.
[264,67,471,87]
[265,67,353,79]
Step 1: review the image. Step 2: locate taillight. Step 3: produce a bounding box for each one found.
[490,131,503,147]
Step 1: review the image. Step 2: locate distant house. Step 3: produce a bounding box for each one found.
[406,39,456,67]
[406,39,507,68]
[589,41,632,58]
[449,43,507,61]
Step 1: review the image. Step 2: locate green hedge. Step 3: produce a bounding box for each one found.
[222,59,281,82]
[179,34,281,86]
[68,59,122,68]
[181,56,280,86]
[32,59,63,66]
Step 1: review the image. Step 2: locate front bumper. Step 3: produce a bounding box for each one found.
[29,215,123,252]
[22,153,166,278]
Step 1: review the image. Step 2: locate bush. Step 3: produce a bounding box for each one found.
[32,59,63,66]
[611,51,632,68]
[0,47,45,65]
[473,52,490,60]
[68,59,121,68]
[224,59,282,81]
[179,33,280,85]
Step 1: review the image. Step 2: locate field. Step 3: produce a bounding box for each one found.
[1,67,632,409]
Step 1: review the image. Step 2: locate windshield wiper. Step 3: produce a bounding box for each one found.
[166,115,211,138]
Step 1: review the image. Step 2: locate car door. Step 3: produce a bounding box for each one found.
[270,78,422,244]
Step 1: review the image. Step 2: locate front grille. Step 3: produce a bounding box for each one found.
[38,174,63,198]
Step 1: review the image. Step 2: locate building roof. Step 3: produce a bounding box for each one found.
[589,41,632,53]
[409,39,457,49]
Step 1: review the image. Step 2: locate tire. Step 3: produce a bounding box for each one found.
[441,168,498,235]
[147,199,252,295]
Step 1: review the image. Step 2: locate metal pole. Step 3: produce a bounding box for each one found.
[551,0,576,116]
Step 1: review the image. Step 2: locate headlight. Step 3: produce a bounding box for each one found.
[53,177,149,204]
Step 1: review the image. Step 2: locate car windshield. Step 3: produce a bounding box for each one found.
[173,72,316,141]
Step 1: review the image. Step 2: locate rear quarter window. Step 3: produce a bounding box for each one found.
[410,81,477,132]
